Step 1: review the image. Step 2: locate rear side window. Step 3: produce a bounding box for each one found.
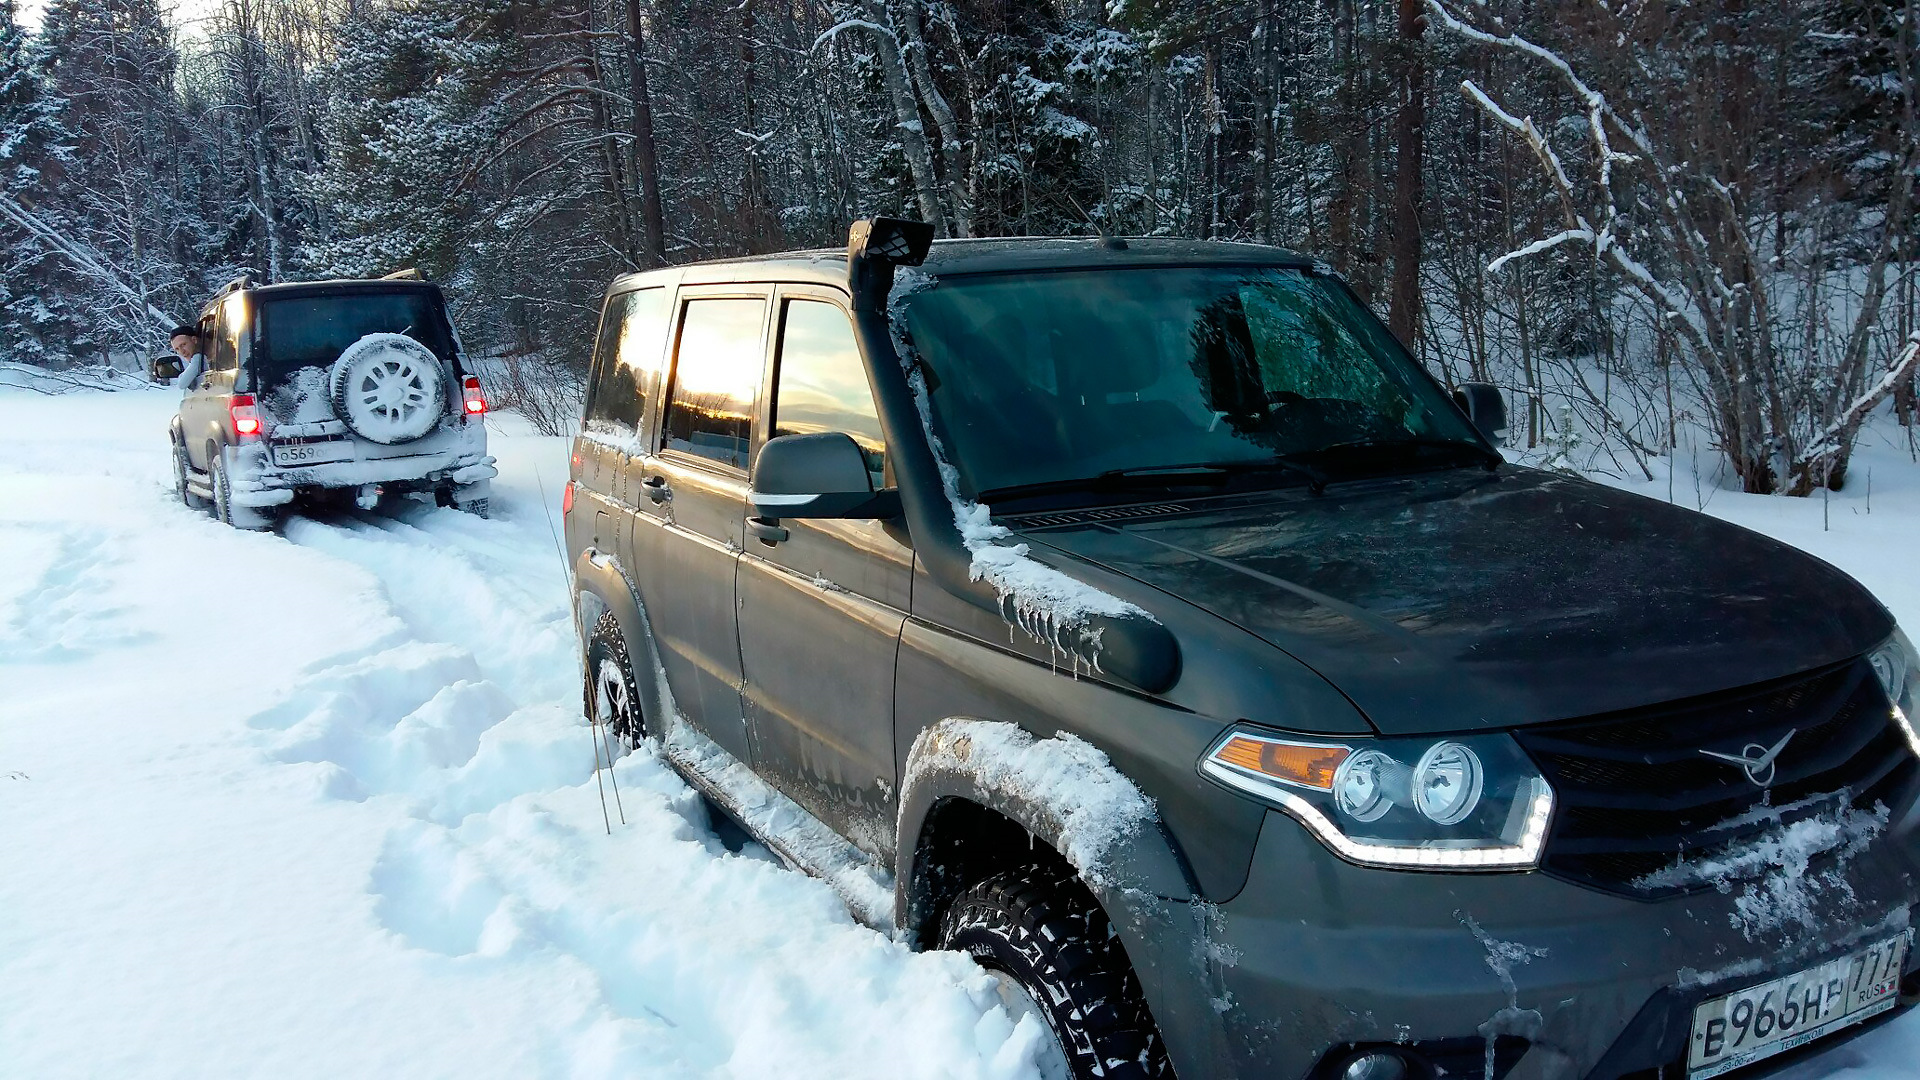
[662,297,766,470]
[254,290,456,391]
[772,299,886,488]
[584,287,669,438]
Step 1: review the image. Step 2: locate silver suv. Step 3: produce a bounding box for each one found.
[170,275,496,527]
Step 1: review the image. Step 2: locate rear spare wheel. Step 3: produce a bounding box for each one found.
[328,333,446,444]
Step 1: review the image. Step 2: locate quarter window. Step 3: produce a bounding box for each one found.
[772,300,886,488]
[662,297,767,470]
[584,287,669,437]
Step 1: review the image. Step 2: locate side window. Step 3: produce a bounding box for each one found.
[583,287,668,438]
[662,297,767,470]
[772,299,886,488]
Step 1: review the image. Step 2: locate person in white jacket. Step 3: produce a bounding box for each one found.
[169,325,204,393]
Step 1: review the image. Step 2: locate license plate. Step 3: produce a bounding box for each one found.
[1688,934,1908,1078]
[273,442,350,465]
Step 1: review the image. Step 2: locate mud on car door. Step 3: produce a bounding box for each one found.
[625,288,769,764]
[736,288,910,852]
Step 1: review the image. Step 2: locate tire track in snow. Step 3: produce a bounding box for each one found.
[262,500,1049,1079]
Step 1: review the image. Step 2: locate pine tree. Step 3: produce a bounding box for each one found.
[0,0,76,365]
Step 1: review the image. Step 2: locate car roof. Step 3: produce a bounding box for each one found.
[604,236,1317,295]
[242,278,445,301]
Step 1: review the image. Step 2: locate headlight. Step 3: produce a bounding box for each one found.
[1201,727,1554,870]
[1869,628,1920,758]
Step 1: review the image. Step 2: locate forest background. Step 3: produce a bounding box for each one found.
[2,0,1916,495]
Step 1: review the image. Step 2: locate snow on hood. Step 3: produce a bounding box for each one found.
[888,270,1153,667]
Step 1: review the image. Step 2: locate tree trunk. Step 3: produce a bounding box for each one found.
[897,0,968,237]
[862,0,945,233]
[1386,0,1425,347]
[625,0,666,266]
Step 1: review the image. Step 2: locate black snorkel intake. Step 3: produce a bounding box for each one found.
[843,218,1180,694]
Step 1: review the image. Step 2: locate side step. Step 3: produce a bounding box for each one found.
[658,723,897,934]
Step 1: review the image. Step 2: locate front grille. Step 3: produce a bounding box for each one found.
[1514,659,1917,898]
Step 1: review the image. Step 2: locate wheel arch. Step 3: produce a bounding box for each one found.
[572,547,668,731]
[894,719,1234,1080]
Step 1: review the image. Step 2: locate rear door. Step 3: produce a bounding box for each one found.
[625,287,770,763]
[184,295,243,470]
[736,288,911,853]
[575,287,669,564]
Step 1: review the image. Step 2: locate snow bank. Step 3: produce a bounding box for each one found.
[904,718,1158,891]
[888,270,1151,667]
[0,388,1063,1080]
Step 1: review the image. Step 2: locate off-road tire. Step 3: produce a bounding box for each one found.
[209,449,275,531]
[584,611,643,747]
[457,497,489,519]
[174,438,210,510]
[941,869,1171,1080]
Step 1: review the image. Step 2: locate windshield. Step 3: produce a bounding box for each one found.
[897,267,1483,499]
[254,290,458,392]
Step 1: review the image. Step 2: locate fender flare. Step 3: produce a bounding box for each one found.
[572,547,669,730]
[893,717,1196,940]
[893,717,1234,1080]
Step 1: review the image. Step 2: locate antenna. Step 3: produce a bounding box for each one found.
[1063,193,1127,250]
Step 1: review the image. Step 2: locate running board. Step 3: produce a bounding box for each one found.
[659,724,898,935]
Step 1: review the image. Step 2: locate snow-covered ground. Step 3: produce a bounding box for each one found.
[0,381,1915,1078]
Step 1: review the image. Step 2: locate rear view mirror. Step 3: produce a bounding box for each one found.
[1453,382,1508,446]
[750,433,899,519]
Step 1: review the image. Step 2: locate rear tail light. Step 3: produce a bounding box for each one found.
[461,376,487,416]
[562,480,575,515]
[230,394,263,437]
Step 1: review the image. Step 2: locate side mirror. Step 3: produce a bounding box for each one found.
[150,355,184,383]
[1453,382,1508,446]
[750,433,897,519]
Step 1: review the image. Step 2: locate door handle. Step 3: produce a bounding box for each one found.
[641,475,671,504]
[748,517,789,546]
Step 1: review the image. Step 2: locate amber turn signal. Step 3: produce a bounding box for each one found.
[1211,735,1350,791]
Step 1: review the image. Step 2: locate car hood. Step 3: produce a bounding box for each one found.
[1021,467,1891,734]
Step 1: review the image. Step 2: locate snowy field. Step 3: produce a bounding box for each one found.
[1,379,1916,1078]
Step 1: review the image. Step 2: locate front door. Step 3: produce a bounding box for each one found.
[736,290,910,854]
[626,289,769,764]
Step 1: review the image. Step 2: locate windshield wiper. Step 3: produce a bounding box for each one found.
[1286,436,1500,473]
[980,459,1326,503]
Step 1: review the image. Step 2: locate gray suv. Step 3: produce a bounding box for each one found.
[172,275,496,527]
[564,219,1920,1080]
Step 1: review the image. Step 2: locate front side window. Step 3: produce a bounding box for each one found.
[662,297,767,470]
[772,299,886,488]
[584,287,669,437]
[255,289,456,392]
[896,266,1483,499]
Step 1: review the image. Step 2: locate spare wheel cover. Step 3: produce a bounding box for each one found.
[329,333,447,444]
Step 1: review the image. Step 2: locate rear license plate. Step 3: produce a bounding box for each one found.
[1688,934,1908,1078]
[273,441,351,466]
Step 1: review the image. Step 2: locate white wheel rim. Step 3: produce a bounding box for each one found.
[352,356,434,434]
[595,658,634,744]
[988,970,1073,1080]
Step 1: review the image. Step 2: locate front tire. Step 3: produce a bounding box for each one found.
[941,869,1171,1080]
[174,437,210,510]
[584,611,643,747]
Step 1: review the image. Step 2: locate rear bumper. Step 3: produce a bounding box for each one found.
[1162,804,1920,1080]
[226,437,496,506]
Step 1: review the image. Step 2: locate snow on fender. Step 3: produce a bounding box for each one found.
[328,333,447,444]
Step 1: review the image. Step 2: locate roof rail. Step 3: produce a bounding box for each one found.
[381,267,426,281]
[213,274,252,298]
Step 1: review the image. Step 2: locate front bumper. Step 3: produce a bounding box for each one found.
[1188,807,1920,1080]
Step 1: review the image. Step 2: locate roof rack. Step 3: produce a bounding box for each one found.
[381,267,426,281]
[213,274,252,298]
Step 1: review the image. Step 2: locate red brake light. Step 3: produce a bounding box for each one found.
[461,375,487,415]
[562,480,575,515]
[230,394,263,437]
